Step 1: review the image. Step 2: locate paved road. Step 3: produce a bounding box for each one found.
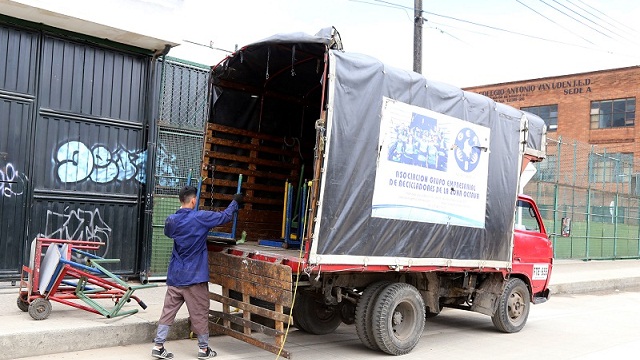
[17,288,640,360]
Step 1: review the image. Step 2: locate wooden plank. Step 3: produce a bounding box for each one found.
[207,322,292,359]
[209,310,284,336]
[209,292,291,323]
[204,152,298,170]
[206,137,298,157]
[201,192,282,206]
[204,178,283,193]
[201,165,292,181]
[210,264,291,290]
[207,123,283,143]
[209,272,292,305]
[210,252,292,282]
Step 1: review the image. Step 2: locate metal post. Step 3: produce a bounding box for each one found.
[413,0,423,74]
[613,193,618,258]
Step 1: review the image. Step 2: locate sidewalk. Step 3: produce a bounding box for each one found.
[1,259,639,360]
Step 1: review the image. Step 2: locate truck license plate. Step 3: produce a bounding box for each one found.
[532,264,549,280]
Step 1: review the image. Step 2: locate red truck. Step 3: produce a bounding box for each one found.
[199,27,553,358]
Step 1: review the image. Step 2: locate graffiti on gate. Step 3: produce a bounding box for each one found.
[0,162,28,198]
[35,207,112,258]
[55,141,147,184]
[156,144,178,187]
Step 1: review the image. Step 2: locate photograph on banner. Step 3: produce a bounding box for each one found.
[372,97,490,228]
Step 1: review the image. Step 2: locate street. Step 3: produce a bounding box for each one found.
[16,288,640,360]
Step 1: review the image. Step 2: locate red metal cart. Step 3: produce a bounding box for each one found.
[17,238,156,320]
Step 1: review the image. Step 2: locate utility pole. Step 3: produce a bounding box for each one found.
[413,0,423,74]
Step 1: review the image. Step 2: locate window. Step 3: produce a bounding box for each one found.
[589,152,633,183]
[521,104,558,131]
[590,98,635,129]
[515,199,541,232]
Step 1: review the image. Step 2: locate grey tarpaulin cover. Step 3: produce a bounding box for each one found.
[210,28,546,267]
[313,53,545,266]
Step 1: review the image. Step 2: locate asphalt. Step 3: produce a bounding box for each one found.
[1,259,639,360]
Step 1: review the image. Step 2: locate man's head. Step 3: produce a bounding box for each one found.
[179,186,198,209]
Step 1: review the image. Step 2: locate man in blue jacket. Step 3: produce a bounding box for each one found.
[152,185,243,359]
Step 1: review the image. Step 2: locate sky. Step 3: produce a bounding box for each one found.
[10,0,640,88]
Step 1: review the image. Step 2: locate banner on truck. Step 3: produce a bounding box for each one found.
[372,97,490,228]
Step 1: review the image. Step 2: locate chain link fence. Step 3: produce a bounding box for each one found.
[525,135,640,260]
[150,58,209,276]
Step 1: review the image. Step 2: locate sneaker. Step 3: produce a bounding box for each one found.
[152,346,174,359]
[197,347,217,359]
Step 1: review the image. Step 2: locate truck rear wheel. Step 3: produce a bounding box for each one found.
[355,281,390,350]
[292,291,341,335]
[372,283,425,355]
[491,278,530,333]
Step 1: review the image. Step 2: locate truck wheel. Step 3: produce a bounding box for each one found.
[355,281,390,350]
[372,283,425,355]
[491,278,530,333]
[28,298,52,320]
[292,291,341,335]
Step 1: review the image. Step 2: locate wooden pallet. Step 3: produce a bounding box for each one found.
[208,250,293,359]
[201,123,301,241]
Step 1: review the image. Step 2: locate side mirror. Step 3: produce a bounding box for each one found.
[561,217,571,237]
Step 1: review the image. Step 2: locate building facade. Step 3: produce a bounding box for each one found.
[465,66,640,193]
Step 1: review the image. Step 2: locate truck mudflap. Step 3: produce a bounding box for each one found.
[208,250,294,359]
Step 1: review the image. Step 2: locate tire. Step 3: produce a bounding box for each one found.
[371,283,426,356]
[28,298,52,320]
[339,301,356,325]
[355,281,391,351]
[17,294,29,312]
[292,291,341,335]
[491,278,530,333]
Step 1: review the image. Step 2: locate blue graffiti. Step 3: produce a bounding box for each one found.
[56,141,147,184]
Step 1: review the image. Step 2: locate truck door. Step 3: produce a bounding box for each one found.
[513,198,553,295]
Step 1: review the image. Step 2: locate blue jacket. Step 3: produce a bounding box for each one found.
[164,201,239,287]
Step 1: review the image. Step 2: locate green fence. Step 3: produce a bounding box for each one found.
[526,135,640,260]
[150,58,209,277]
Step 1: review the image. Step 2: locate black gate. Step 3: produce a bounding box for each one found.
[0,17,157,279]
[0,24,38,278]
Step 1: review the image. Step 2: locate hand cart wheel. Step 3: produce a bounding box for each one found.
[28,298,52,320]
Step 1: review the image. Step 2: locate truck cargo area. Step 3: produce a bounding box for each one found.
[201,36,328,247]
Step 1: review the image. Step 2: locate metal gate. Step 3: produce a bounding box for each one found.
[0,23,38,278]
[0,17,157,279]
[149,58,210,277]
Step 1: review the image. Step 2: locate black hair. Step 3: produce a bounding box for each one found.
[179,186,197,204]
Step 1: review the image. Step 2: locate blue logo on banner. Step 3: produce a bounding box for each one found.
[454,128,481,172]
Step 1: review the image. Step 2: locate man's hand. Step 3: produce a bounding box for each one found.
[232,193,244,206]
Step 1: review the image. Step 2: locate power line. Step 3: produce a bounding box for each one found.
[364,0,640,60]
[550,0,630,42]
[575,0,639,35]
[348,0,412,21]
[516,0,594,45]
[537,0,613,39]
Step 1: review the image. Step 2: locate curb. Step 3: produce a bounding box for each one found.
[0,318,190,360]
[549,277,640,296]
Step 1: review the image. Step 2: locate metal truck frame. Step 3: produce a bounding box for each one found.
[200,27,552,358]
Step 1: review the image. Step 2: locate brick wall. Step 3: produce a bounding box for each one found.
[464,66,640,166]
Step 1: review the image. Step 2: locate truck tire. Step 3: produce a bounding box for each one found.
[372,283,425,355]
[491,278,530,333]
[355,281,391,350]
[292,290,341,335]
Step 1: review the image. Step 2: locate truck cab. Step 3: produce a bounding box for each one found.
[513,194,553,303]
